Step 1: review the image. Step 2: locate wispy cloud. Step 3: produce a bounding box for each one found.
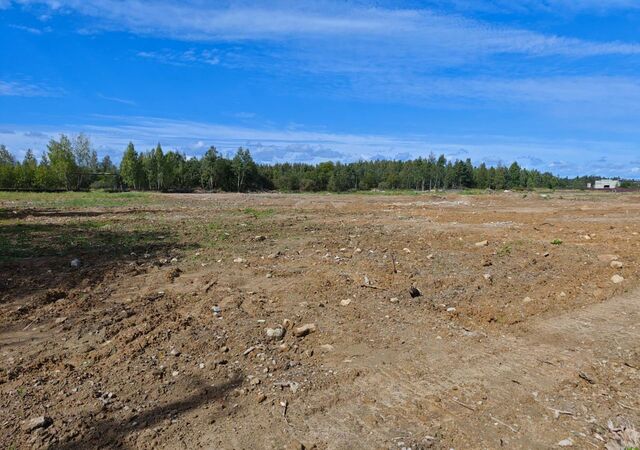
[348,75,640,116]
[9,23,51,34]
[0,79,62,97]
[439,0,640,14]
[97,93,137,106]
[14,1,640,59]
[137,48,220,66]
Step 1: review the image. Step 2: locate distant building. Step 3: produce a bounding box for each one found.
[593,179,620,190]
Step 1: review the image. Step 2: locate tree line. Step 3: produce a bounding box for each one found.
[0,134,631,192]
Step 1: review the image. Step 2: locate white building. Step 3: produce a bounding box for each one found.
[594,179,620,190]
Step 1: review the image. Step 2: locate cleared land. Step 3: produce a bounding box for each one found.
[1,190,639,449]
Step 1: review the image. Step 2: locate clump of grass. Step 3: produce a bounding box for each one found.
[243,207,275,219]
[551,239,563,245]
[497,243,512,256]
[0,191,153,208]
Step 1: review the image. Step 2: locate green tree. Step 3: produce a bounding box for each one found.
[120,142,144,190]
[507,162,522,189]
[0,144,17,189]
[232,147,256,192]
[48,135,78,190]
[17,149,38,189]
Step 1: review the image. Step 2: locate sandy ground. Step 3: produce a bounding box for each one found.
[1,190,639,449]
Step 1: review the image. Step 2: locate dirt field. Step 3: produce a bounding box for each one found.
[1,190,640,449]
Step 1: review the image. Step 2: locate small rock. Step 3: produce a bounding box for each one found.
[70,258,81,268]
[610,260,624,269]
[475,240,489,247]
[55,317,68,324]
[409,286,422,298]
[294,323,317,337]
[598,254,619,263]
[256,393,267,403]
[340,299,352,306]
[390,297,399,303]
[250,377,261,386]
[22,416,53,433]
[319,344,335,352]
[446,307,456,313]
[170,257,178,264]
[266,327,286,340]
[483,273,493,282]
[611,274,625,284]
[233,257,246,263]
[287,439,305,450]
[170,349,181,357]
[212,305,222,316]
[266,273,273,278]
[254,235,267,241]
[172,370,179,377]
[557,438,573,447]
[403,248,411,253]
[523,296,533,303]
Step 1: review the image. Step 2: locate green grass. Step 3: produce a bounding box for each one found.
[243,207,275,219]
[0,190,153,208]
[497,243,512,257]
[460,188,492,195]
[0,219,175,261]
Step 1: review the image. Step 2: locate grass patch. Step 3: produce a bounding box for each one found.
[497,243,512,257]
[0,190,153,209]
[0,219,175,261]
[243,207,275,219]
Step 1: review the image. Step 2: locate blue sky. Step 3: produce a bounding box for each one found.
[1,0,639,177]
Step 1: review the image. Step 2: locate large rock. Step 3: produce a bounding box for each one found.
[611,275,625,284]
[293,323,317,337]
[22,416,52,433]
[598,254,619,263]
[266,327,286,340]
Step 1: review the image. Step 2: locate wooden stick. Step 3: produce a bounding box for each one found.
[489,415,518,433]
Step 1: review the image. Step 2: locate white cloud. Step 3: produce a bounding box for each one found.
[9,23,51,34]
[448,0,640,14]
[347,75,640,117]
[13,1,640,59]
[0,79,62,97]
[137,48,220,66]
[97,93,137,106]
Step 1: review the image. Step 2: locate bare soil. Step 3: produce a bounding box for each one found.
[1,190,639,449]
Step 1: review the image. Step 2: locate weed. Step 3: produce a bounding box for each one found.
[497,244,512,256]
[551,239,563,245]
[243,207,275,219]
